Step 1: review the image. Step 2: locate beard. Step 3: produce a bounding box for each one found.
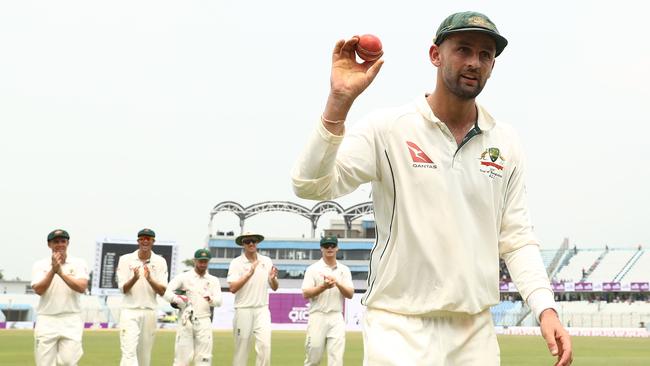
[441,65,486,99]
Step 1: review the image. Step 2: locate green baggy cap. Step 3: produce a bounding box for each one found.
[434,11,508,57]
[47,229,70,242]
[138,228,156,238]
[320,235,339,246]
[194,248,212,260]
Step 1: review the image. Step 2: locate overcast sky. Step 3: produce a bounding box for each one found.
[1,1,648,280]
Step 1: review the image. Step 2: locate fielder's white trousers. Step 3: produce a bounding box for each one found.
[304,311,345,366]
[232,306,271,366]
[174,315,213,366]
[363,307,500,366]
[119,308,157,366]
[34,313,83,366]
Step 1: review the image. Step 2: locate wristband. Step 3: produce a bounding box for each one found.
[321,115,345,125]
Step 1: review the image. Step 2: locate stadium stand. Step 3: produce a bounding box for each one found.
[0,294,38,321]
[540,249,558,270]
[619,250,649,283]
[554,249,603,282]
[490,301,526,326]
[557,300,650,328]
[587,249,639,283]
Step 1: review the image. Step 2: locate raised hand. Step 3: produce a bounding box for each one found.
[51,253,63,274]
[269,266,278,281]
[132,267,140,281]
[328,37,384,109]
[143,265,151,280]
[323,275,336,289]
[246,260,259,277]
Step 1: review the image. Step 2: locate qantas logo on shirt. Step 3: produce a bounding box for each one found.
[406,141,437,168]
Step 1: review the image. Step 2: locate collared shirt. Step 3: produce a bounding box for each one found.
[164,269,222,319]
[227,253,274,308]
[292,96,555,316]
[302,259,353,314]
[31,256,89,315]
[116,250,168,310]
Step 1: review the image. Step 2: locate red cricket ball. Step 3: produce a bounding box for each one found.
[355,34,383,62]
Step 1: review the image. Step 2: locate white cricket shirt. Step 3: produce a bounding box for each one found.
[117,250,168,309]
[227,253,274,308]
[164,269,222,318]
[302,259,353,314]
[292,96,555,316]
[31,256,89,315]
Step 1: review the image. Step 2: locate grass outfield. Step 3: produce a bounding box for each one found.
[1,330,649,365]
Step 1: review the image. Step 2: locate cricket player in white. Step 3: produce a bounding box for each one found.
[164,248,223,366]
[116,228,168,366]
[292,11,572,366]
[227,231,279,366]
[31,229,89,366]
[302,235,353,366]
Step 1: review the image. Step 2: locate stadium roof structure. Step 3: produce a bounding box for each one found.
[208,200,374,238]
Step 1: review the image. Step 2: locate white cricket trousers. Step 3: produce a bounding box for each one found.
[119,308,157,366]
[363,307,500,366]
[174,316,213,366]
[232,306,271,366]
[34,313,83,366]
[304,312,345,366]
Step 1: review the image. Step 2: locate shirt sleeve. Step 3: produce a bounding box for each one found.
[527,288,558,322]
[208,278,223,307]
[76,259,90,280]
[498,141,538,255]
[502,243,555,319]
[30,261,46,286]
[116,255,130,292]
[342,266,354,288]
[291,118,379,200]
[156,257,169,286]
[163,274,182,303]
[301,267,315,291]
[226,260,240,284]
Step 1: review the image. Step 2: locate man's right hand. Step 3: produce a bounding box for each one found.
[51,253,63,274]
[323,37,384,131]
[248,260,259,277]
[174,295,189,310]
[132,267,140,280]
[322,275,336,289]
[330,37,384,98]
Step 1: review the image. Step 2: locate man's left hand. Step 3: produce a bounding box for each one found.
[540,309,573,366]
[269,266,278,280]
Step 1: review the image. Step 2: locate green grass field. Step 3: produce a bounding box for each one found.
[1,330,648,365]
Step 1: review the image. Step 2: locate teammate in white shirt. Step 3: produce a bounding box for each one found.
[116,228,168,366]
[227,231,279,366]
[292,11,572,366]
[164,248,223,366]
[31,229,89,366]
[302,235,353,366]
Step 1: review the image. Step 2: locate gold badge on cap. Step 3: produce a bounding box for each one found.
[468,16,490,28]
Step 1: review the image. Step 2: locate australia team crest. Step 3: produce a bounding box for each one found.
[478,147,505,178]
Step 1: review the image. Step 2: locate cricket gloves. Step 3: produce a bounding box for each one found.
[181,304,195,326]
[173,294,189,310]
